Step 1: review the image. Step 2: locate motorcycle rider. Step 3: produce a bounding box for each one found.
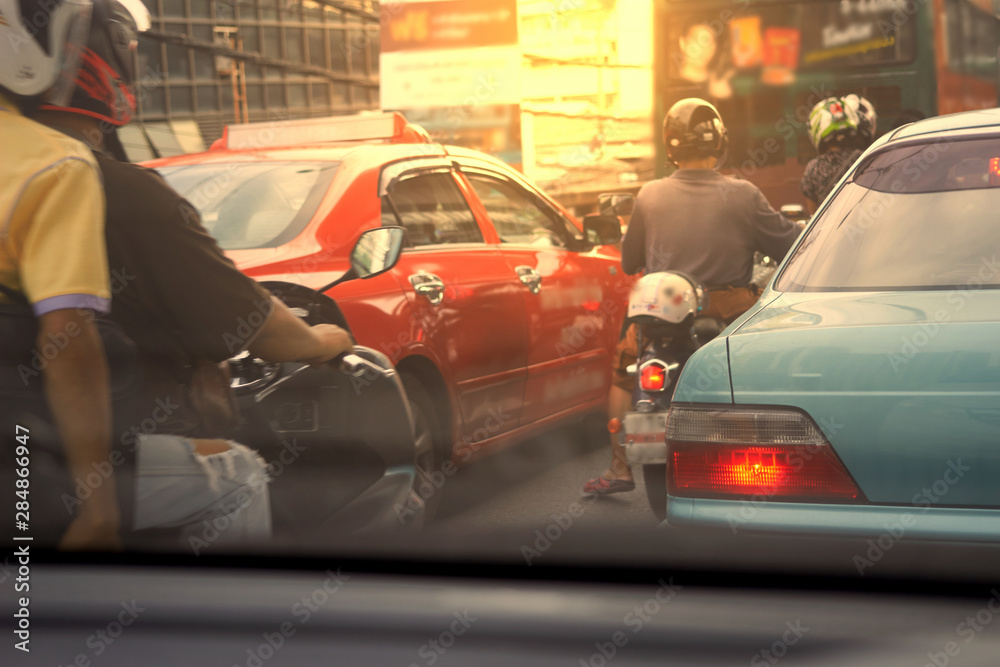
[799,95,876,214]
[32,0,354,547]
[0,0,125,549]
[582,98,800,496]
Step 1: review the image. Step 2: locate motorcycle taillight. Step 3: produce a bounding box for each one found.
[640,361,668,392]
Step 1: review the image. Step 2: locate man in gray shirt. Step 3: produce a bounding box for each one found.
[582,99,800,497]
[621,169,799,286]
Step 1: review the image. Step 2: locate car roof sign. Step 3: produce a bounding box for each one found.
[219,112,425,150]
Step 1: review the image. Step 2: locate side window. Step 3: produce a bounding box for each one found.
[382,172,483,246]
[467,176,578,248]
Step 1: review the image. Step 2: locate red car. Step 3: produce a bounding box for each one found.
[146,113,632,515]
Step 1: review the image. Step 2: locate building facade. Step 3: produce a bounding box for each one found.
[518,0,654,205]
[126,0,381,160]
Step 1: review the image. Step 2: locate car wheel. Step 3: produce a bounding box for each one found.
[643,464,667,522]
[401,374,446,521]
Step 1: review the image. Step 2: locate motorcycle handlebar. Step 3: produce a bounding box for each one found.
[335,353,369,378]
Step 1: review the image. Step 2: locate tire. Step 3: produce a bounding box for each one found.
[400,374,447,521]
[643,464,667,522]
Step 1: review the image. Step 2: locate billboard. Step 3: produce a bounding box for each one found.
[381,0,522,167]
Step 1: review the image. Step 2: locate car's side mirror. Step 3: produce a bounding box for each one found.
[598,193,635,217]
[583,214,623,246]
[351,226,406,279]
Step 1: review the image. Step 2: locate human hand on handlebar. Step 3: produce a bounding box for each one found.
[249,299,354,366]
[301,323,354,367]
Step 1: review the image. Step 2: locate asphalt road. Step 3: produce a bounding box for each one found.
[435,423,661,533]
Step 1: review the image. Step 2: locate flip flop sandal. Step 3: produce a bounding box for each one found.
[581,474,636,496]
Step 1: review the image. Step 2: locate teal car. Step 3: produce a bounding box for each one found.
[664,109,1000,544]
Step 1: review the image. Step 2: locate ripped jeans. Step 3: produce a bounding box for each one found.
[132,435,271,552]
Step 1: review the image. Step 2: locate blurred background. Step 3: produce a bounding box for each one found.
[126,0,999,211]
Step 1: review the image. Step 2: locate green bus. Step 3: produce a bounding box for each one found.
[654,0,1000,208]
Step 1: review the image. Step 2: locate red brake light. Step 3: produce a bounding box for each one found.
[666,407,864,502]
[640,362,667,391]
[990,157,1000,186]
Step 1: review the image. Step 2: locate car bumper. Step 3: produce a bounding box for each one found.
[666,497,1000,543]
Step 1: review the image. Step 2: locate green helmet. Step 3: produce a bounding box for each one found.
[808,97,860,152]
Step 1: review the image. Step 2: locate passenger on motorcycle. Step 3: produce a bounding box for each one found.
[800,95,876,214]
[32,0,353,549]
[581,98,800,496]
[0,0,125,549]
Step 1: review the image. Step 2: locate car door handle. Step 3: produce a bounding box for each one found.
[409,272,446,305]
[515,266,542,294]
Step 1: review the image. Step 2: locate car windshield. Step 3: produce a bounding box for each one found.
[158,162,340,250]
[11,4,1000,659]
[777,138,1000,291]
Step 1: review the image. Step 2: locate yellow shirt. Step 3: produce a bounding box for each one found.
[0,93,110,316]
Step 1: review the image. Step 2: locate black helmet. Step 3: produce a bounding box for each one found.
[39,0,150,126]
[662,98,729,167]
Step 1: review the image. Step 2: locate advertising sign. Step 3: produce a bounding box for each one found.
[381,0,521,110]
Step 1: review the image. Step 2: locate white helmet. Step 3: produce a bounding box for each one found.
[0,0,94,106]
[627,272,706,325]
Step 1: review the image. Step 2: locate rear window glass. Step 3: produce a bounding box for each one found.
[158,162,339,250]
[381,172,483,246]
[467,175,578,247]
[852,139,1000,193]
[776,137,1000,292]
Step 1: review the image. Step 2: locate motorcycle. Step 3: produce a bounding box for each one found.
[1,227,422,548]
[597,193,782,521]
[224,226,426,542]
[617,273,722,521]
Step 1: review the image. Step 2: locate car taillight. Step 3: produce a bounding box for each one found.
[666,406,865,502]
[640,361,668,391]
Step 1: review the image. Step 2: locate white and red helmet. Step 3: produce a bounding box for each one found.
[0,0,94,106]
[627,272,708,325]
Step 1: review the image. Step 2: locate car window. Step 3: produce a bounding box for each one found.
[776,137,1000,292]
[467,175,578,248]
[381,172,483,246]
[158,162,338,250]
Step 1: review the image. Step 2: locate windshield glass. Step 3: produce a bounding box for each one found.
[10,0,1000,632]
[776,138,1000,291]
[158,162,339,250]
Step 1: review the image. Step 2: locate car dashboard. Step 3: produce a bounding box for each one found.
[9,530,1000,667]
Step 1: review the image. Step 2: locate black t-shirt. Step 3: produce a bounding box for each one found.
[97,153,272,446]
